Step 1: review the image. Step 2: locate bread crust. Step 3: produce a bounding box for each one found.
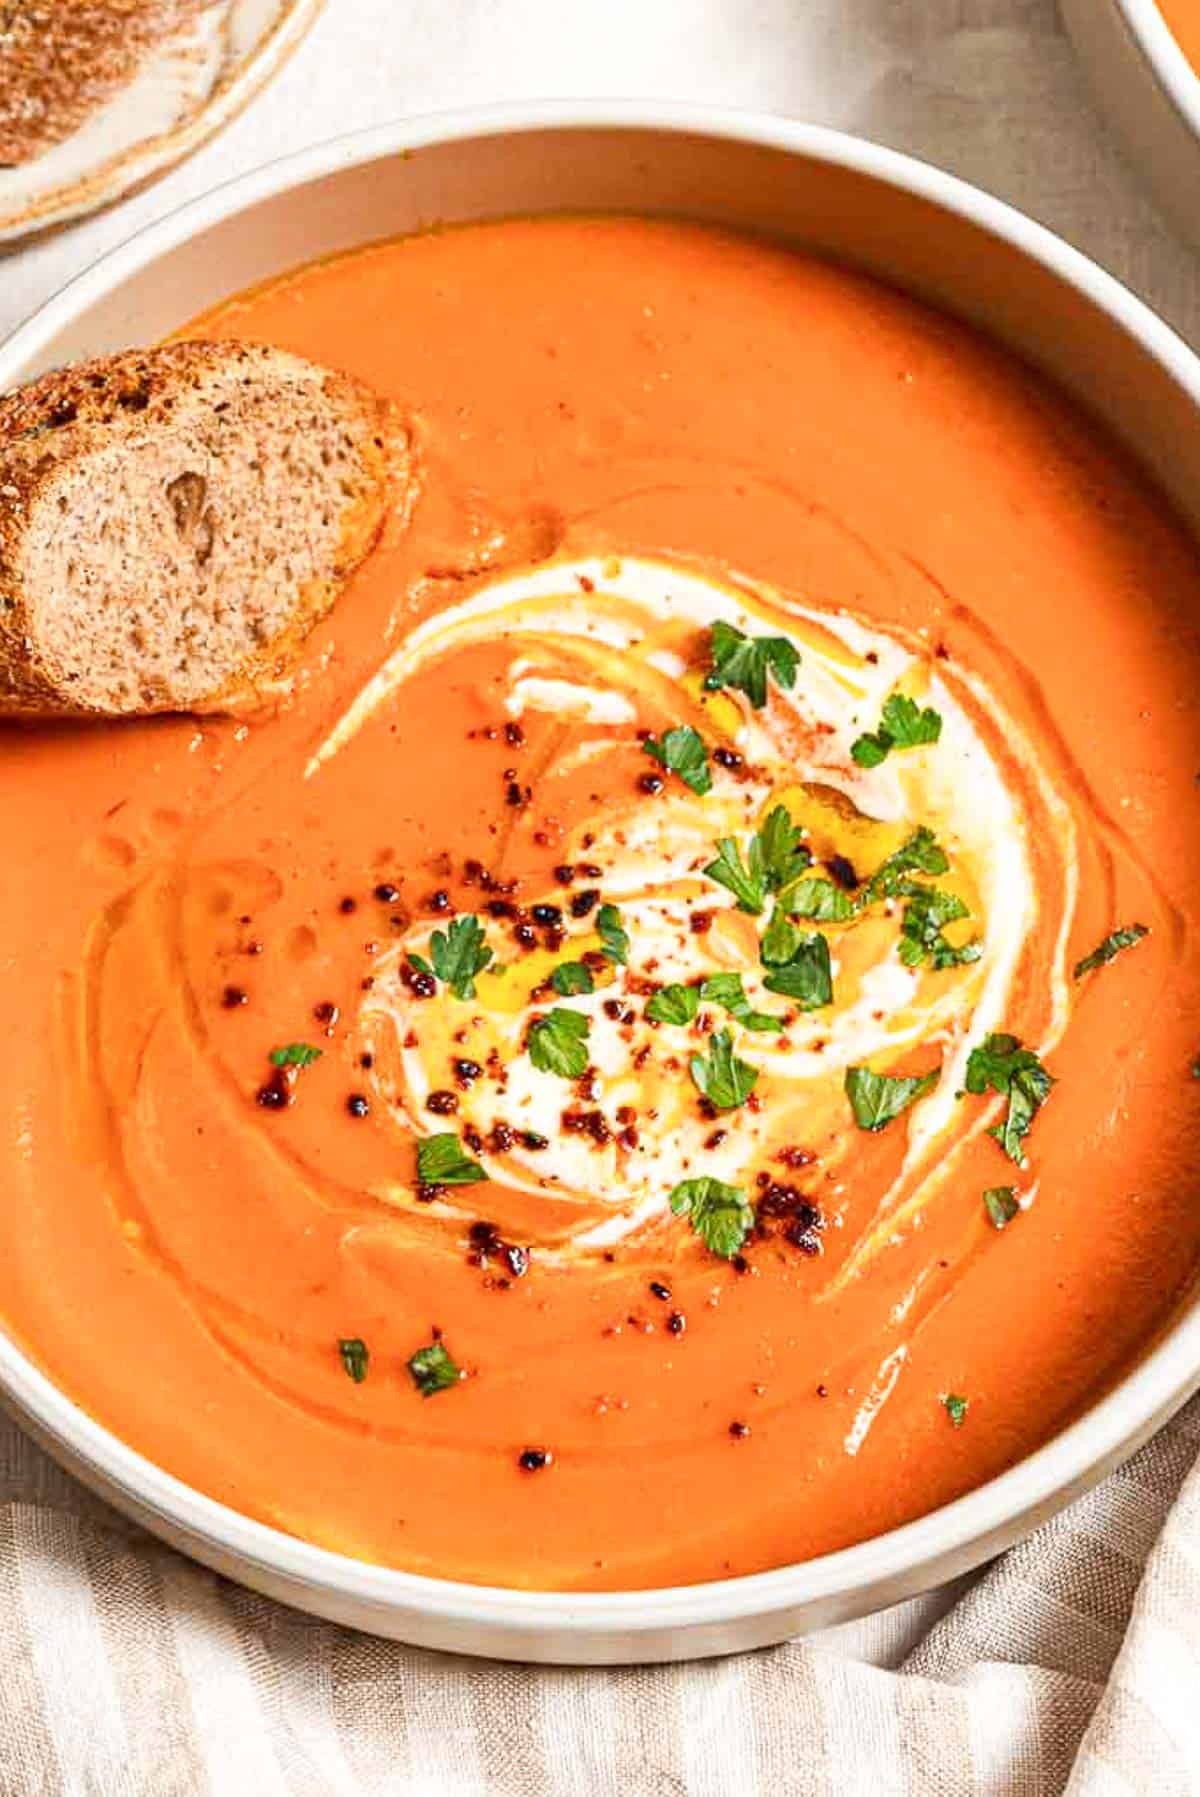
[0,340,405,717]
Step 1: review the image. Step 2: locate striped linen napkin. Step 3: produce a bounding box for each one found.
[0,1391,1196,1794]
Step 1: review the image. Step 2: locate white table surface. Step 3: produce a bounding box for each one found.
[1,0,1198,357]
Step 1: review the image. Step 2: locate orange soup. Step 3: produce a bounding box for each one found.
[3,217,1200,1591]
[1158,0,1200,71]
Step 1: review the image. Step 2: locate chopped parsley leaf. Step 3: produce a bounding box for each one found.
[704,835,765,914]
[780,876,855,922]
[851,693,943,768]
[411,914,493,1001]
[416,1133,486,1187]
[703,619,799,709]
[699,972,784,1032]
[338,1337,369,1382]
[646,983,701,1026]
[941,1392,969,1428]
[596,903,630,965]
[761,904,799,966]
[897,882,982,970]
[756,804,811,892]
[270,1042,323,1068]
[1073,923,1148,979]
[762,932,833,1009]
[669,1175,754,1258]
[964,1032,1052,1166]
[643,725,711,795]
[407,1339,461,1398]
[689,1028,758,1110]
[551,960,594,996]
[983,1186,1020,1230]
[845,1064,940,1131]
[528,1006,591,1077]
[862,826,949,903]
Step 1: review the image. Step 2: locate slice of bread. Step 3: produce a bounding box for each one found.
[0,340,405,716]
[0,2,214,167]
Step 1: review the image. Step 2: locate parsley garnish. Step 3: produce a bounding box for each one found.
[528,1006,591,1077]
[689,1028,758,1110]
[862,826,949,902]
[983,1186,1019,1229]
[703,806,810,916]
[762,931,833,1008]
[1073,923,1148,979]
[270,1042,322,1068]
[964,1033,1052,1165]
[416,1133,486,1187]
[703,620,799,709]
[407,1339,461,1398]
[896,882,982,970]
[757,804,811,891]
[669,1176,754,1258]
[851,693,943,769]
[699,972,784,1032]
[704,835,765,914]
[761,905,799,965]
[338,1337,369,1382]
[941,1392,969,1428]
[643,725,711,795]
[596,903,629,965]
[410,914,493,1001]
[845,1064,940,1131]
[780,876,855,922]
[646,983,701,1026]
[551,961,594,996]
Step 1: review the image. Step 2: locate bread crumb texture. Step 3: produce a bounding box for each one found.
[0,340,403,716]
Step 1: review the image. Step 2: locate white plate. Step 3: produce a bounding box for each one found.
[0,0,325,245]
[1,105,1199,1663]
[1061,0,1200,249]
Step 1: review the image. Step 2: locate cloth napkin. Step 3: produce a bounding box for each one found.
[3,1,1200,1792]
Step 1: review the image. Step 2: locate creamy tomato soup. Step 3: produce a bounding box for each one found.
[1158,0,1200,71]
[4,217,1200,1591]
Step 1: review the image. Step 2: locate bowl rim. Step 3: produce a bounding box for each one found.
[1113,0,1200,132]
[3,98,1200,1635]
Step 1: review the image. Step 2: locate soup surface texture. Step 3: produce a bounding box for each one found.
[1159,0,1200,71]
[4,218,1200,1591]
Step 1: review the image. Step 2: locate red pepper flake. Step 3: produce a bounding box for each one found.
[346,1093,370,1118]
[373,882,401,903]
[426,889,453,914]
[713,746,743,771]
[638,772,664,795]
[553,863,575,885]
[729,1420,750,1440]
[518,1448,552,1472]
[666,1311,686,1336]
[649,1280,671,1302]
[338,896,357,915]
[222,985,248,1009]
[454,1058,483,1087]
[425,1090,459,1116]
[504,720,525,747]
[689,909,715,935]
[256,1069,294,1110]
[313,1000,339,1029]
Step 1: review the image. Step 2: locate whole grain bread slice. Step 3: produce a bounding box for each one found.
[0,340,406,716]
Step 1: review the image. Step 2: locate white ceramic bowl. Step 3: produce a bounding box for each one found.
[2,105,1200,1664]
[1062,0,1200,249]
